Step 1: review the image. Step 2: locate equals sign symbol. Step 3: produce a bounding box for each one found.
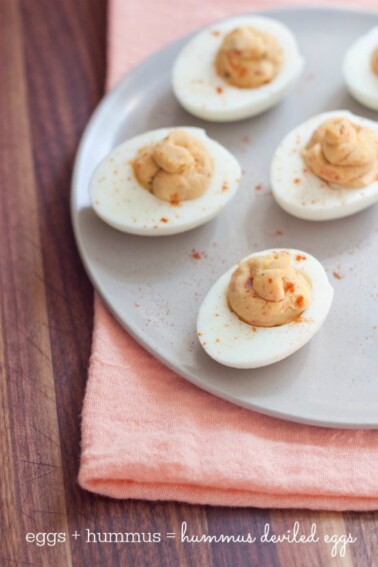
[166,533,176,539]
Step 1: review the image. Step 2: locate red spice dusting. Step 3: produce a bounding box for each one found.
[160,217,169,223]
[274,229,283,236]
[296,295,305,308]
[216,86,224,94]
[268,278,273,284]
[211,30,220,36]
[333,271,343,280]
[285,282,295,293]
[294,178,302,184]
[295,255,307,262]
[191,249,203,260]
[255,183,262,191]
[169,193,181,207]
[294,316,313,325]
[222,181,229,192]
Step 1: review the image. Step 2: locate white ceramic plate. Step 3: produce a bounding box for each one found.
[72,7,378,428]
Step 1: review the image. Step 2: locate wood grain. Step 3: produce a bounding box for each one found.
[0,0,377,565]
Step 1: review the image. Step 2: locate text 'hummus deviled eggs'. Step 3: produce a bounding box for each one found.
[197,249,333,369]
[343,27,378,111]
[271,110,378,220]
[172,15,304,122]
[90,127,241,235]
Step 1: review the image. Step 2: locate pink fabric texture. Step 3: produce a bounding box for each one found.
[78,0,378,509]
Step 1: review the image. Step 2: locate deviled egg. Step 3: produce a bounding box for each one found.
[271,110,378,220]
[90,127,241,235]
[197,249,333,369]
[343,27,378,111]
[172,15,304,122]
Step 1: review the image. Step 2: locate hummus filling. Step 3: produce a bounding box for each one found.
[215,27,282,89]
[302,117,378,188]
[227,251,312,327]
[371,47,378,76]
[132,130,213,201]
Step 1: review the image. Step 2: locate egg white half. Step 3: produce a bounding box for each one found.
[172,16,304,122]
[271,110,378,221]
[90,127,241,235]
[197,249,333,369]
[343,27,378,111]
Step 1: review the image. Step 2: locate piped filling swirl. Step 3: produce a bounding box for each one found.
[132,130,213,202]
[302,117,378,188]
[215,26,282,89]
[371,47,378,76]
[227,252,312,327]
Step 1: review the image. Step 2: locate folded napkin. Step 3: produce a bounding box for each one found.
[79,0,378,509]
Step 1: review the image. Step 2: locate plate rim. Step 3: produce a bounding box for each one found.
[71,5,378,429]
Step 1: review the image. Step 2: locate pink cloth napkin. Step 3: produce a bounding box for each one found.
[78,0,378,509]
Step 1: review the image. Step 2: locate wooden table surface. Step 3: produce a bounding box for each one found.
[1,0,377,565]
